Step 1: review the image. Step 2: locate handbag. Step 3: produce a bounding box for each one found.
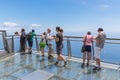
[81,45,85,52]
[81,36,87,53]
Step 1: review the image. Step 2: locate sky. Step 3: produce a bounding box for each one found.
[0,0,120,37]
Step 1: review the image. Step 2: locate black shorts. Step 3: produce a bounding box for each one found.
[56,45,62,55]
[85,45,91,52]
[28,40,33,47]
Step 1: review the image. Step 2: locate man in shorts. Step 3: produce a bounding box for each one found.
[93,28,106,70]
[46,28,54,59]
[27,29,36,54]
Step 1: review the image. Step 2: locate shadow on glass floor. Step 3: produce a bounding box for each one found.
[0,53,119,80]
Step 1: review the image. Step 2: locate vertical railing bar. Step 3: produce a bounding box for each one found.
[5,37,9,53]
[35,36,39,51]
[92,42,95,61]
[67,37,70,57]
[67,37,72,58]
[12,36,14,53]
[69,39,72,57]
[2,31,7,51]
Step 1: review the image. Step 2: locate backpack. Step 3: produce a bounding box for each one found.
[27,32,32,41]
[45,35,48,46]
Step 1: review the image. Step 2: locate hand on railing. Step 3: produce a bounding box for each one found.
[14,32,21,36]
[15,32,18,35]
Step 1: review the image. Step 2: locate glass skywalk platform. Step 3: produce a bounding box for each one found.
[0,52,119,80]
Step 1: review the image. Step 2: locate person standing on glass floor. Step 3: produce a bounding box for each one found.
[93,28,106,70]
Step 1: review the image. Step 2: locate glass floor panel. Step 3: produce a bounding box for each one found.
[0,53,119,80]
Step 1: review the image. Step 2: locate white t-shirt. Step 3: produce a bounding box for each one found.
[47,33,53,44]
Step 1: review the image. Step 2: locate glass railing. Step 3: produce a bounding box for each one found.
[0,32,120,80]
[63,36,120,64]
[2,34,120,65]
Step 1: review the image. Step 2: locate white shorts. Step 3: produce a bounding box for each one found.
[94,47,102,59]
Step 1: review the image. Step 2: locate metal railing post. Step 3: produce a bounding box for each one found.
[69,39,72,57]
[92,42,95,60]
[12,36,14,53]
[5,38,9,53]
[35,36,39,51]
[67,38,72,58]
[2,31,7,52]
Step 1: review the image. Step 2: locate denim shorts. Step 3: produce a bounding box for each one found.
[85,45,91,52]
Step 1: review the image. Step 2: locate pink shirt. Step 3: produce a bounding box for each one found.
[83,35,93,46]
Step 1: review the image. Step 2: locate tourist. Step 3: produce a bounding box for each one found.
[20,28,26,53]
[27,29,36,54]
[54,26,67,67]
[93,28,106,70]
[81,31,93,68]
[39,32,47,58]
[46,28,54,59]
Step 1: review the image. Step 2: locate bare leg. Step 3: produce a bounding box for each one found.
[59,54,66,62]
[48,44,53,57]
[41,48,44,56]
[29,47,32,51]
[96,58,101,67]
[87,52,91,64]
[81,52,86,67]
[83,52,86,63]
[59,54,67,67]
[48,45,51,56]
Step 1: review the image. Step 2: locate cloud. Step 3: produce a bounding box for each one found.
[31,24,41,27]
[2,22,19,27]
[98,4,110,9]
[0,26,21,34]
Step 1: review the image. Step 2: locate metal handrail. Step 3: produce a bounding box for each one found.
[1,32,120,65]
[6,34,120,40]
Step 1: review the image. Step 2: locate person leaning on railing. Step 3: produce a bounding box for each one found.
[93,28,106,70]
[81,31,93,68]
[20,28,26,54]
[39,32,47,58]
[27,29,36,54]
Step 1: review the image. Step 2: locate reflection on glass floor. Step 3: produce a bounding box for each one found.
[0,53,119,80]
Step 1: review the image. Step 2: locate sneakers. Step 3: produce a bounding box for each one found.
[28,50,32,55]
[42,55,44,57]
[54,62,58,65]
[81,63,90,68]
[81,63,85,68]
[93,67,101,70]
[21,52,25,55]
[48,55,53,59]
[87,63,89,67]
[54,61,67,67]
[63,62,67,67]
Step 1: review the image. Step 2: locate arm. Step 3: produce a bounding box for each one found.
[47,35,53,40]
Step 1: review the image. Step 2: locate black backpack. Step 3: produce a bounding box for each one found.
[27,32,32,41]
[45,35,48,46]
